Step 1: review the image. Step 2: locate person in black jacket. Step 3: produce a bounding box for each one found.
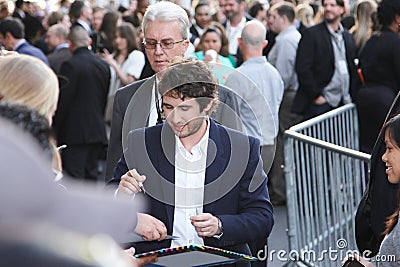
[189,1,212,45]
[356,0,400,154]
[292,0,359,120]
[53,26,110,181]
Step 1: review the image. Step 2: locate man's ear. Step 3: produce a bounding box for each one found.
[240,1,246,11]
[203,99,214,114]
[339,6,345,17]
[67,40,73,52]
[181,39,190,56]
[5,32,13,40]
[262,40,268,49]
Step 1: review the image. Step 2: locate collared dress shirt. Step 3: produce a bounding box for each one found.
[171,119,210,247]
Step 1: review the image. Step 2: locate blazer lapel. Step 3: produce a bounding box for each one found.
[157,124,176,227]
[321,23,334,63]
[204,120,227,212]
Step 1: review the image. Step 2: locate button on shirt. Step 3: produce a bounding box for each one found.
[171,120,210,247]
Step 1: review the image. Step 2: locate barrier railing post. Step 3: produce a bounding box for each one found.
[283,104,371,267]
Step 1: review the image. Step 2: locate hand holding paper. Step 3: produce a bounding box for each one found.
[190,212,221,237]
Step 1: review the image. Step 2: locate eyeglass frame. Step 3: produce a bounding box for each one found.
[142,38,186,50]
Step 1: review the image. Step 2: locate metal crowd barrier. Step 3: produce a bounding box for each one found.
[283,104,371,267]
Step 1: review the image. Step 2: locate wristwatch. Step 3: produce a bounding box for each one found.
[213,217,224,239]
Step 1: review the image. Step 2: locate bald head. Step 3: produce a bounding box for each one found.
[240,20,266,47]
[68,26,90,50]
[238,20,267,60]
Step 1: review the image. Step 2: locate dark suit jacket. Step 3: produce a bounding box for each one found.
[47,47,72,75]
[71,21,91,33]
[53,47,110,145]
[359,28,400,93]
[16,40,49,66]
[189,24,200,44]
[104,76,242,179]
[108,119,274,259]
[292,22,359,114]
[11,10,25,21]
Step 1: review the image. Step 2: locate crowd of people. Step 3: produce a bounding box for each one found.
[0,0,399,266]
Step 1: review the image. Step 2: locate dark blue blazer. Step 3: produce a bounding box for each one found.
[16,41,49,66]
[108,119,274,259]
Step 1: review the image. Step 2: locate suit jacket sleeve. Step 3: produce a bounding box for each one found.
[106,154,129,189]
[211,137,274,247]
[105,89,124,180]
[295,29,321,101]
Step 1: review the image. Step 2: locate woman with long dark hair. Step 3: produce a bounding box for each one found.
[347,114,400,266]
[92,11,120,54]
[99,22,145,124]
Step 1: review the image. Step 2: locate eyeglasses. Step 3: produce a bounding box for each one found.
[143,39,185,50]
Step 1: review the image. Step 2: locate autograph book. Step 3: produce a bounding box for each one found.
[134,244,257,267]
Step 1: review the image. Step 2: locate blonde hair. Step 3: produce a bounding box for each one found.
[296,3,315,28]
[0,55,59,123]
[350,0,378,50]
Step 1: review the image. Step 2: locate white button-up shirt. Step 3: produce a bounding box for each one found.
[171,120,210,247]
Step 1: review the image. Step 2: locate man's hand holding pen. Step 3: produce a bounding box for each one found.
[118,169,168,241]
[117,169,146,196]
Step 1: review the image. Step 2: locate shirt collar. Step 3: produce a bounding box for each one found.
[14,39,26,51]
[54,43,69,52]
[175,117,210,158]
[277,25,297,39]
[194,24,205,35]
[227,16,247,29]
[77,19,91,33]
[243,56,267,65]
[326,21,344,36]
